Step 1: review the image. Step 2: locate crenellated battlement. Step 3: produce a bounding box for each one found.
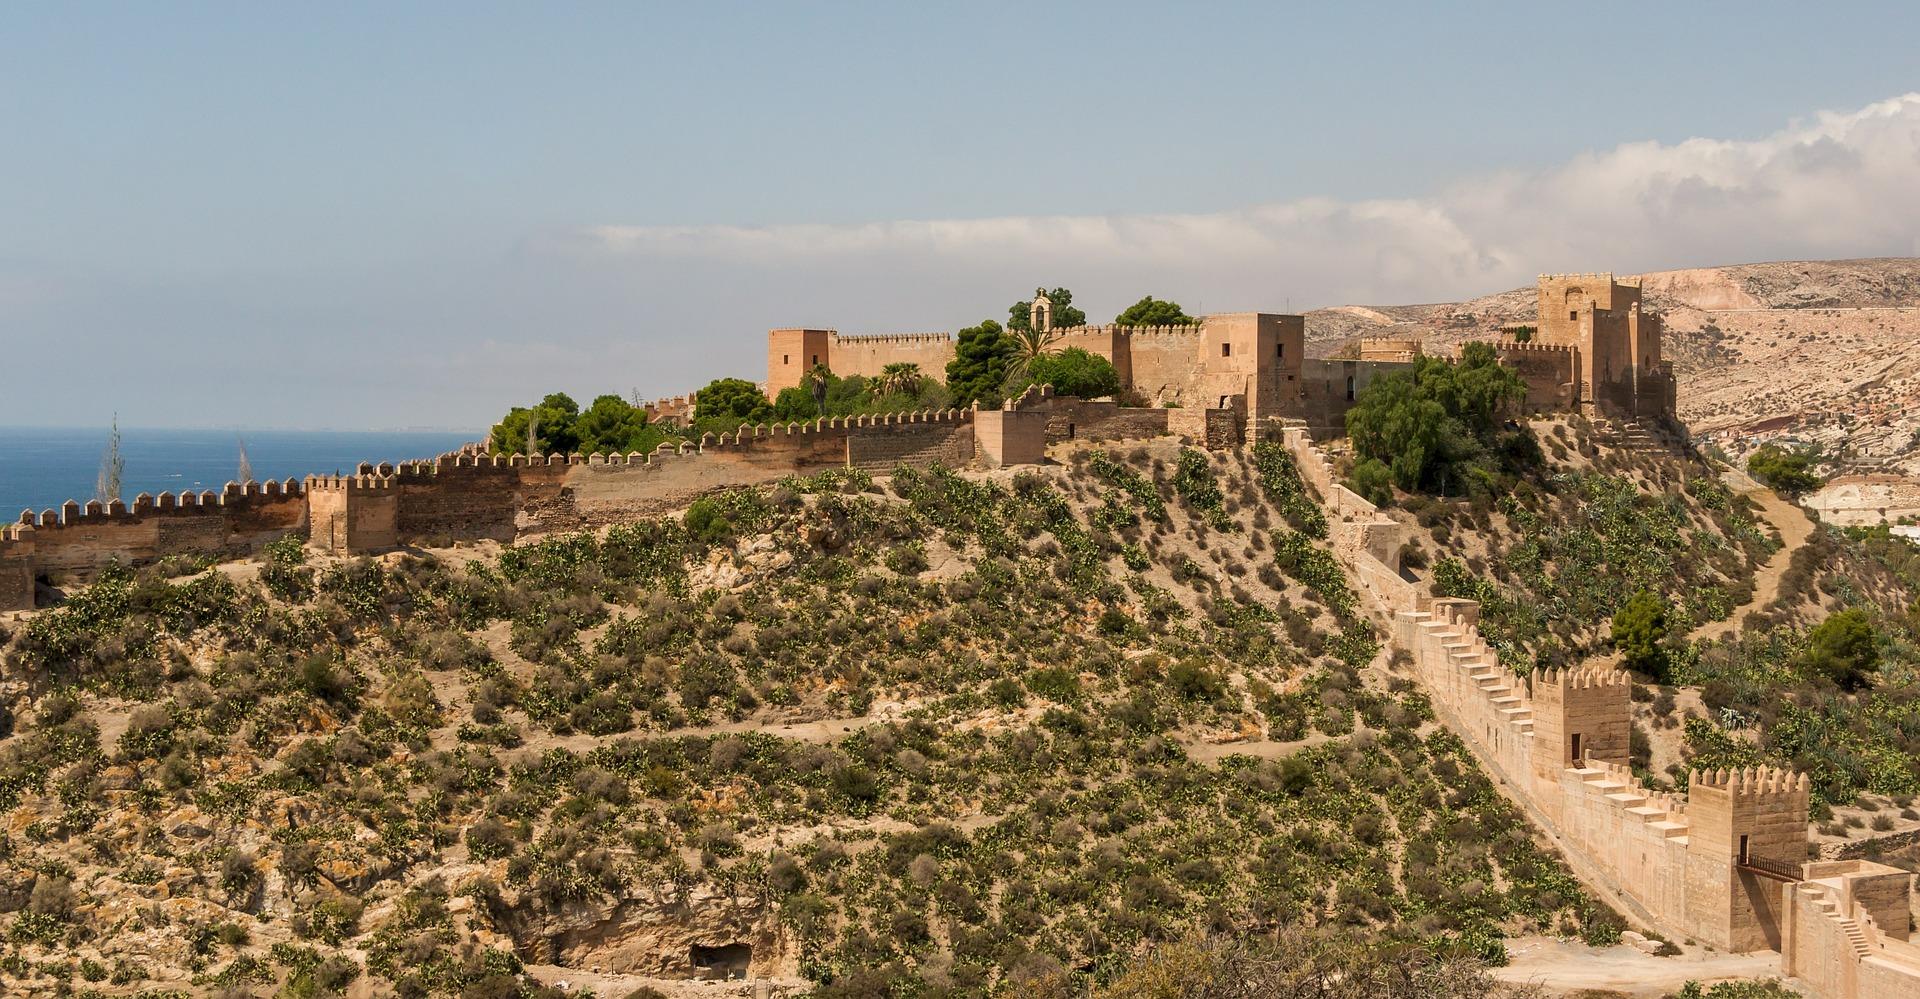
[306,473,397,493]
[830,331,953,345]
[1532,665,1631,690]
[1690,765,1810,797]
[18,478,308,530]
[1490,339,1578,354]
[1116,322,1207,339]
[1001,383,1057,411]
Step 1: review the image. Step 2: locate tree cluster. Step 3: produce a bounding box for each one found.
[1344,343,1535,499]
[771,365,950,421]
[490,393,672,456]
[1114,295,1196,327]
[1006,287,1087,332]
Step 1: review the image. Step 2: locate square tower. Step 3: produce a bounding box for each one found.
[766,328,834,401]
[1190,313,1304,430]
[1528,666,1632,783]
[0,527,34,612]
[306,475,399,553]
[1684,767,1810,952]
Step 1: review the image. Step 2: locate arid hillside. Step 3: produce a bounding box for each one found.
[1307,258,1920,474]
[6,420,1917,998]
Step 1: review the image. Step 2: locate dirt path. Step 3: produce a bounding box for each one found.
[1494,936,1795,996]
[1689,468,1816,644]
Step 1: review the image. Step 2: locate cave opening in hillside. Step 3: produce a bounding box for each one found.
[691,942,752,979]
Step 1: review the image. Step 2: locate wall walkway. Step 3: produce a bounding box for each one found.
[1278,430,1920,999]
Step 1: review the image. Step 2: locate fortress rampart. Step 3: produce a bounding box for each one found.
[0,408,1034,607]
[1279,428,1920,999]
[11,480,309,578]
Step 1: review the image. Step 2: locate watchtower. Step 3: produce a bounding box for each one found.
[1529,666,1632,783]
[767,328,834,400]
[1685,767,1810,951]
[305,473,399,554]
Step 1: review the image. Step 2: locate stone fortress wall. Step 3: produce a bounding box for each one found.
[770,275,1673,441]
[1,411,985,608]
[2,481,311,607]
[1280,428,1920,999]
[3,274,1676,614]
[3,269,1911,996]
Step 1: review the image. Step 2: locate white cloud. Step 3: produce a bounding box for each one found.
[554,92,1920,326]
[7,93,1919,428]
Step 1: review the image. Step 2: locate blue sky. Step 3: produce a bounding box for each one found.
[4,2,1919,429]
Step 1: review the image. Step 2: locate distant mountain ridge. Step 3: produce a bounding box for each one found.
[1306,258,1920,475]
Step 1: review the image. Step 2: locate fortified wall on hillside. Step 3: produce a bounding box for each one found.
[0,393,1172,611]
[4,273,1676,614]
[1280,430,1920,999]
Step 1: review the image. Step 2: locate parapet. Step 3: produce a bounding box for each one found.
[1118,322,1208,340]
[305,473,397,493]
[1532,666,1630,690]
[1689,766,1809,797]
[830,332,954,346]
[19,478,307,529]
[1002,383,1057,411]
[1488,339,1577,355]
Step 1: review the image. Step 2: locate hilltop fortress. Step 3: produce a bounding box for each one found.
[770,275,1677,431]
[3,273,1916,999]
[1,273,1673,613]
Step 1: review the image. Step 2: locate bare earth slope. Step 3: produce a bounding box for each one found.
[1307,258,1920,474]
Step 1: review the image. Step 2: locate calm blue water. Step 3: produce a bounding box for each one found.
[0,427,481,518]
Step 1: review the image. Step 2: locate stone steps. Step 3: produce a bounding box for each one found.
[1648,819,1689,839]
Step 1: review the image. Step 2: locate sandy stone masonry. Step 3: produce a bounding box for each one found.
[769,274,1678,437]
[5,272,1674,614]
[1279,430,1920,999]
[0,400,1177,608]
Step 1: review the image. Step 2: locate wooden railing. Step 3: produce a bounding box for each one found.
[1740,853,1805,882]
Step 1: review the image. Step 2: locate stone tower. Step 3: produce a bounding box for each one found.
[1528,666,1632,783]
[306,473,399,554]
[1685,766,1810,952]
[1529,273,1670,419]
[766,328,834,400]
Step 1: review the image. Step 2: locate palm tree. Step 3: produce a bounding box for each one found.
[1009,325,1061,380]
[876,362,922,398]
[806,363,833,415]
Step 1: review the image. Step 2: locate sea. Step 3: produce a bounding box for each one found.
[0,426,482,518]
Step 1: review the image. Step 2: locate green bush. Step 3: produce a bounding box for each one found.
[1611,589,1672,680]
[1024,347,1121,399]
[1348,458,1394,508]
[1803,609,1876,690]
[1344,342,1530,496]
[1746,443,1823,496]
[1252,441,1329,536]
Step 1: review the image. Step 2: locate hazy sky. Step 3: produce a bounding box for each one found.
[4,2,1920,429]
